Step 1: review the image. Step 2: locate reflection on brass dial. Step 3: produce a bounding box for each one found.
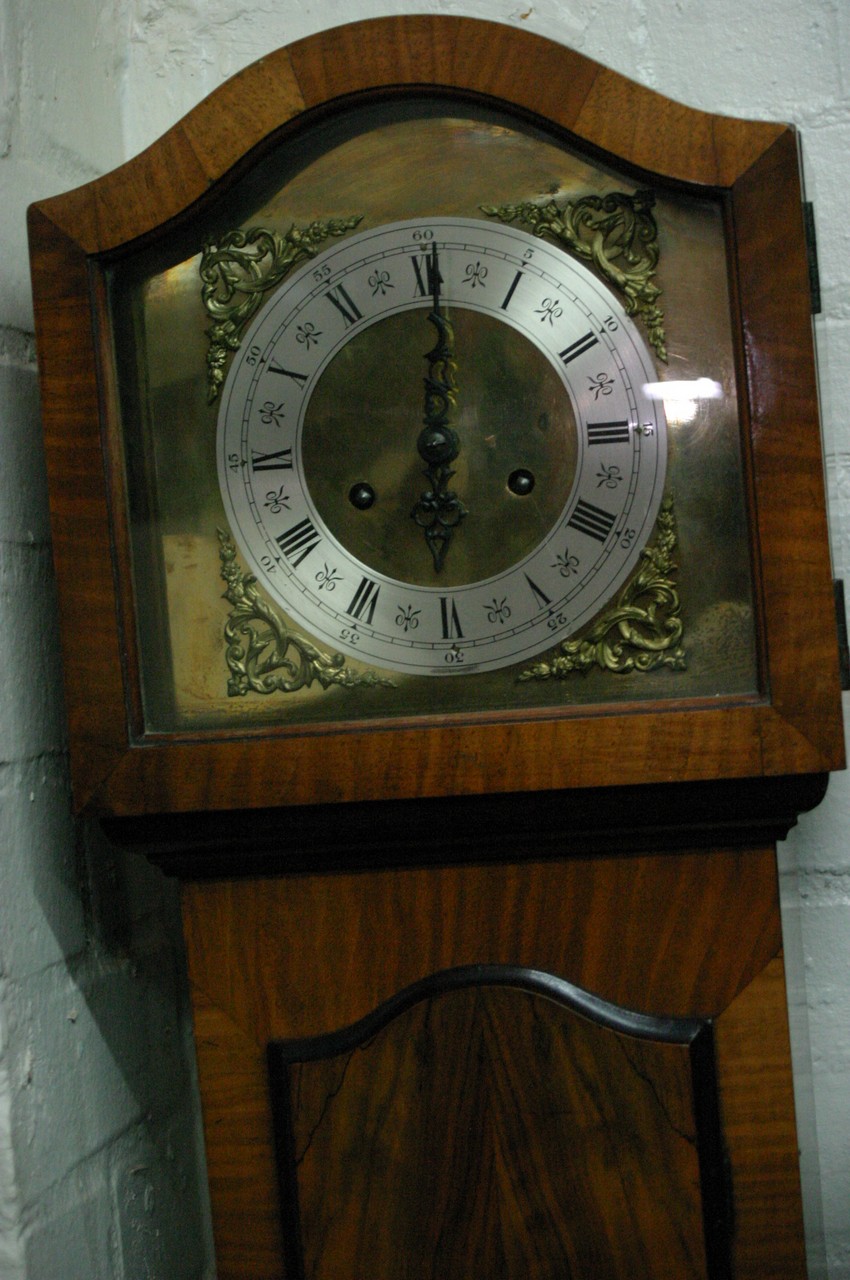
[301,308,578,590]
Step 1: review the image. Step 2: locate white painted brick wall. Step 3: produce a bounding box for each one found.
[1,0,848,1276]
[0,2,213,1274]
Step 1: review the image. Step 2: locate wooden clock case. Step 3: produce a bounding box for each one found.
[28,16,844,1279]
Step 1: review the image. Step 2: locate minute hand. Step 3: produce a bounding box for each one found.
[411,242,468,573]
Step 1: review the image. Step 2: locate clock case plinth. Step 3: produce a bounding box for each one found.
[102,771,828,882]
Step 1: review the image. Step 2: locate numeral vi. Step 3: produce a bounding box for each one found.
[440,596,463,639]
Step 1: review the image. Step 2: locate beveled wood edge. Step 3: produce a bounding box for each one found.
[27,207,130,810]
[26,16,843,817]
[89,701,835,818]
[112,783,822,881]
[27,15,788,257]
[185,984,286,1268]
[713,955,807,1277]
[269,966,705,1063]
[731,129,844,768]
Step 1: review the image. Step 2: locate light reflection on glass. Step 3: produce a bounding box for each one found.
[644,378,723,426]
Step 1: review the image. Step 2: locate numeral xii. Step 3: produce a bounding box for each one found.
[411,254,441,297]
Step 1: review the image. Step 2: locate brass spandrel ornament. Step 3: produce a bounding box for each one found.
[105,104,758,731]
[216,499,684,699]
[215,216,668,681]
[482,190,667,362]
[218,529,394,696]
[200,216,363,403]
[518,499,686,681]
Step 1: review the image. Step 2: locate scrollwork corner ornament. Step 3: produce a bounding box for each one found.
[482,189,667,362]
[518,498,686,682]
[218,529,394,696]
[200,215,364,404]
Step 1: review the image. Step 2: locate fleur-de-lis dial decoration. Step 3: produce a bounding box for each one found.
[216,216,669,680]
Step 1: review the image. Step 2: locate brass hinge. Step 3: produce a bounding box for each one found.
[835,579,850,690]
[803,202,821,315]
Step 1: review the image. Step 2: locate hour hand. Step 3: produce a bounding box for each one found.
[411,242,467,572]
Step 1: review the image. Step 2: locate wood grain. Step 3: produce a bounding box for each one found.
[733,129,843,764]
[277,985,709,1278]
[99,704,831,818]
[35,16,786,254]
[27,209,129,803]
[190,987,285,1275]
[28,15,843,818]
[183,849,782,1037]
[715,957,807,1279]
[182,844,796,1277]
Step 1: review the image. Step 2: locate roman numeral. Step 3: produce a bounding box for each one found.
[275,517,321,567]
[567,499,616,543]
[500,270,523,311]
[411,253,441,298]
[440,596,463,640]
[251,447,293,471]
[346,576,381,625]
[268,363,308,385]
[324,283,363,326]
[587,420,630,445]
[559,331,599,366]
[524,574,552,609]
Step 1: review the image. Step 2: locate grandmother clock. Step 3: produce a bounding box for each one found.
[29,16,844,1278]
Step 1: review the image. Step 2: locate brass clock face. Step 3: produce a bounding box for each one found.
[107,96,758,731]
[217,218,666,676]
[29,18,843,817]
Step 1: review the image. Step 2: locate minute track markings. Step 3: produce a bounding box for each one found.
[218,216,666,675]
